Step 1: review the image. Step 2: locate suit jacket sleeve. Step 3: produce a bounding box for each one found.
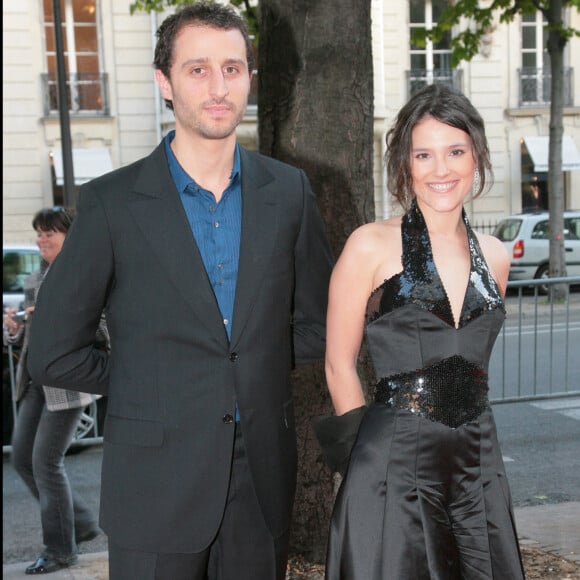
[292,170,334,366]
[27,185,112,395]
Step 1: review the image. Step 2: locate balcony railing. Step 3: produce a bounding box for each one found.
[407,69,463,99]
[518,67,573,107]
[41,73,110,117]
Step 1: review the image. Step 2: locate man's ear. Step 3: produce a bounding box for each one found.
[155,69,172,101]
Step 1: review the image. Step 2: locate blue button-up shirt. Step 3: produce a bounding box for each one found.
[164,131,241,341]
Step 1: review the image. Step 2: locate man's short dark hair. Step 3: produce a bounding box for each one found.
[154,2,254,110]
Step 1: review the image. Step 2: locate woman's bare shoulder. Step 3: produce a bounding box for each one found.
[337,217,403,289]
[475,231,510,264]
[345,216,402,252]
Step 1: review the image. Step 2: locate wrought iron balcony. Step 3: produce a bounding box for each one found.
[518,67,573,107]
[41,73,110,117]
[407,69,463,98]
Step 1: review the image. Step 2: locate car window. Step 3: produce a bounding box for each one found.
[564,217,580,240]
[3,250,42,294]
[531,220,550,240]
[493,219,522,242]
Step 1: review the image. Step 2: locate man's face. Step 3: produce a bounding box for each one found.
[156,24,251,141]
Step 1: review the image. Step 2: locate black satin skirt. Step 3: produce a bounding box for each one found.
[325,403,526,579]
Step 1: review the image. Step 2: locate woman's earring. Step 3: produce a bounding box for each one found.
[472,167,481,195]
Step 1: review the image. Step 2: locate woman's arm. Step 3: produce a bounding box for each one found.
[325,225,380,415]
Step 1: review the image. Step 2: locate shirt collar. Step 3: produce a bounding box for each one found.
[164,130,241,194]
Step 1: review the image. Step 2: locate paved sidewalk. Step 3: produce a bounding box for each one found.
[3,502,579,579]
[3,551,108,580]
[515,501,580,563]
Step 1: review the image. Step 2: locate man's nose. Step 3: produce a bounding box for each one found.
[209,71,228,99]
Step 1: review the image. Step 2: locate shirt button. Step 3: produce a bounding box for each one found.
[229,352,239,362]
[222,414,234,424]
[214,221,220,228]
[223,318,229,327]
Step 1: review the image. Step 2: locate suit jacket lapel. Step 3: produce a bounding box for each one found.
[230,149,280,349]
[127,143,227,345]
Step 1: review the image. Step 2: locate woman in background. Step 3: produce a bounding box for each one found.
[4,207,107,575]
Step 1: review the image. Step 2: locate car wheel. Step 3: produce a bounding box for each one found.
[535,263,550,295]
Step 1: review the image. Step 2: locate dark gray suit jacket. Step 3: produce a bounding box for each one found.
[27,142,333,553]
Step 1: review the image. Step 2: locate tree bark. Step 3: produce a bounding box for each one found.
[258,0,375,560]
[547,0,568,301]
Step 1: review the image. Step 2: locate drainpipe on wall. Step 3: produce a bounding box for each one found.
[381,133,389,220]
[151,11,162,144]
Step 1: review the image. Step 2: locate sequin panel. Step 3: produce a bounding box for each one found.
[374,355,490,428]
[365,201,505,327]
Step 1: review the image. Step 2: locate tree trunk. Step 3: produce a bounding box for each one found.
[547,0,568,301]
[258,0,374,561]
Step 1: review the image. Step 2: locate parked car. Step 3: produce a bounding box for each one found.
[3,244,43,310]
[493,210,580,293]
[3,244,106,448]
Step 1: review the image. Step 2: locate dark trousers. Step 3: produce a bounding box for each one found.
[109,424,290,580]
[11,382,98,562]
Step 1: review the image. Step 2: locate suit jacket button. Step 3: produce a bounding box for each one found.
[222,414,234,424]
[229,352,239,362]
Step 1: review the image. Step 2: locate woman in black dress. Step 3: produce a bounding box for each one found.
[319,84,526,579]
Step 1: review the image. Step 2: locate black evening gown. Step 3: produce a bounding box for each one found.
[325,202,526,579]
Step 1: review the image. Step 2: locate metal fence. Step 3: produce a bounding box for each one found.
[490,276,580,403]
[471,219,498,236]
[3,277,579,453]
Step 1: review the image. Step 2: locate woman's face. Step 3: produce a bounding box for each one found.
[410,116,476,214]
[36,229,66,264]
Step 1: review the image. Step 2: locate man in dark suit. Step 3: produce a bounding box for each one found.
[27,3,333,579]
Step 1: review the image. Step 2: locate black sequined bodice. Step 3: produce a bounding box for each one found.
[366,201,505,428]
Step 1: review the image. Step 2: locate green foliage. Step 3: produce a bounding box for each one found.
[129,0,184,15]
[412,0,579,67]
[129,0,259,39]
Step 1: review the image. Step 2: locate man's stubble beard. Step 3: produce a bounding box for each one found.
[176,99,248,141]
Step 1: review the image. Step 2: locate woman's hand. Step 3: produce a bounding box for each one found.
[4,308,24,335]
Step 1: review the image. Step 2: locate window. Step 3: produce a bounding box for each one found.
[520,12,549,105]
[3,249,42,299]
[521,142,549,212]
[408,0,457,96]
[531,220,550,240]
[42,0,108,115]
[530,218,580,241]
[493,219,522,242]
[564,218,580,240]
